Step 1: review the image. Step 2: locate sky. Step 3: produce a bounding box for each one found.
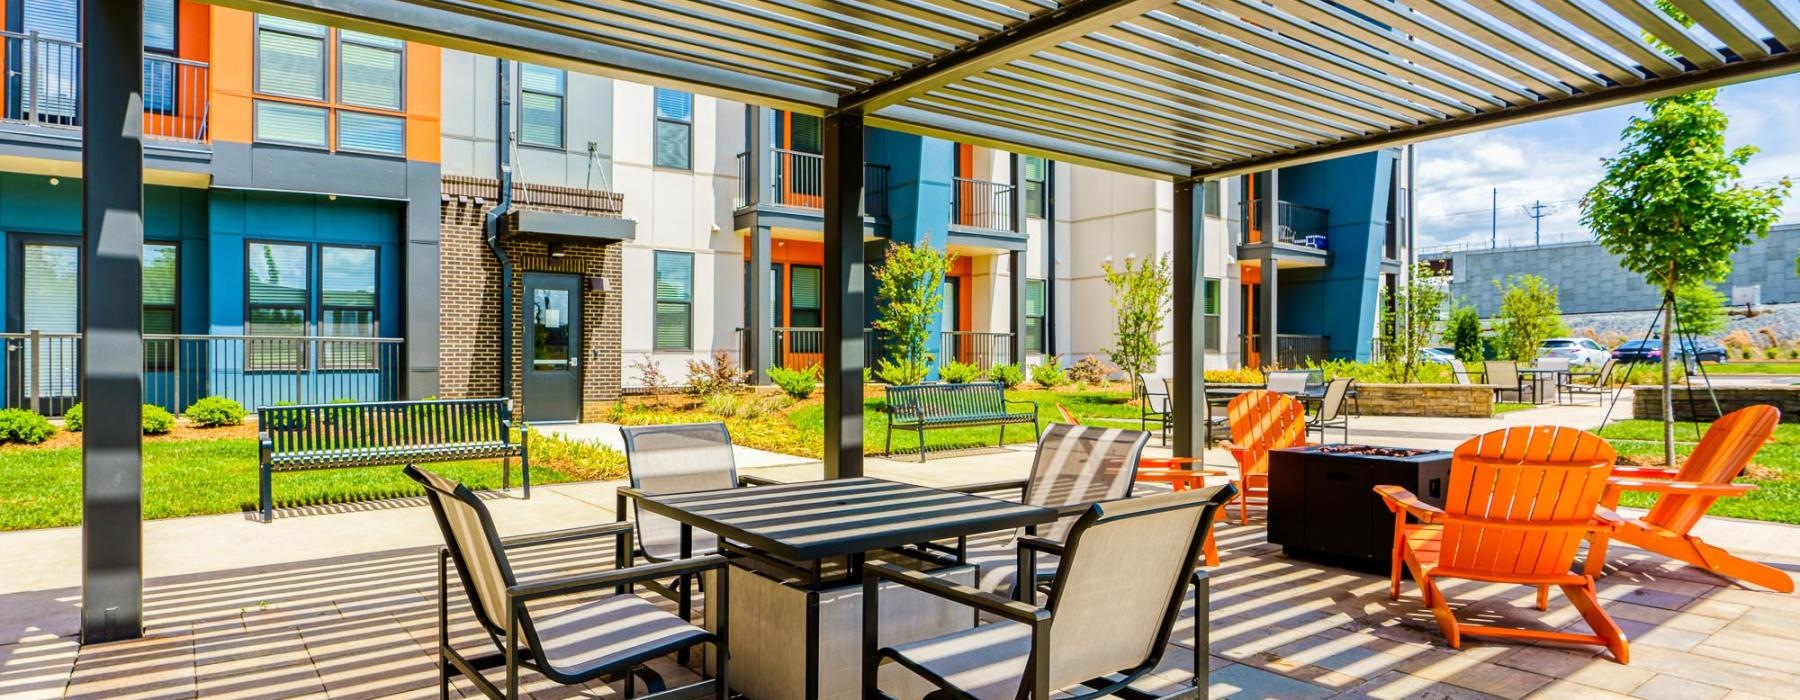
[1411,72,1800,252]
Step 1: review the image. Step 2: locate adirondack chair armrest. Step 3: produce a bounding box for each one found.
[1608,479,1758,497]
[1610,467,1681,479]
[1220,441,1246,454]
[1591,507,1627,529]
[1373,485,1444,523]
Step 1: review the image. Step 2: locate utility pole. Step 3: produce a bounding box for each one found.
[1522,200,1552,246]
[1490,188,1497,249]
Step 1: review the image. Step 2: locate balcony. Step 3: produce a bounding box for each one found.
[1245,199,1330,251]
[940,330,1013,370]
[950,177,1015,232]
[2,31,210,143]
[734,149,890,218]
[1243,333,1330,369]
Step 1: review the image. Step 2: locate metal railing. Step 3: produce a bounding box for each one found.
[1,332,402,417]
[1242,333,1330,369]
[2,31,211,142]
[950,177,1016,232]
[1246,200,1330,249]
[739,327,887,374]
[733,150,890,217]
[940,331,1013,370]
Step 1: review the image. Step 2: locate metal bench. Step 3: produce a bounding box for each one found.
[884,382,1039,462]
[257,398,528,522]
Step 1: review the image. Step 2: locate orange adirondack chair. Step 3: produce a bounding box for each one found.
[1585,405,1790,593]
[1222,390,1308,524]
[1376,426,1629,663]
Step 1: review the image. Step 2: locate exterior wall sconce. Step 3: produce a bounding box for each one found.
[588,276,611,292]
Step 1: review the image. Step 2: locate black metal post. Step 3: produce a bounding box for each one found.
[81,0,145,644]
[745,106,774,384]
[1171,180,1206,457]
[1259,255,1278,366]
[1008,154,1028,365]
[821,114,865,479]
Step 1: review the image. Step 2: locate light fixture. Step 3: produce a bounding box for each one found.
[328,194,338,201]
[548,242,567,258]
[589,276,611,292]
[48,177,59,186]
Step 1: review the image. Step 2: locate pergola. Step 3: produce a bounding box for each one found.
[77,0,1797,643]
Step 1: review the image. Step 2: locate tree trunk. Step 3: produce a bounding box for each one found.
[1661,291,1676,468]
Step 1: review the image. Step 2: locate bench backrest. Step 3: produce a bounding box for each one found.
[261,398,514,459]
[886,382,1011,418]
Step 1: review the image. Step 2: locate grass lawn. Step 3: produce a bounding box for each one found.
[1595,419,1800,525]
[1703,361,1800,375]
[1493,402,1535,414]
[0,428,624,531]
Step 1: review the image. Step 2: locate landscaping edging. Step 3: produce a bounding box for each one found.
[1352,383,1494,418]
[1633,384,1800,422]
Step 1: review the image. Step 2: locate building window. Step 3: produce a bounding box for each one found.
[143,0,178,113]
[1024,156,1048,219]
[789,266,821,328]
[320,246,378,368]
[247,241,310,370]
[1025,279,1046,354]
[256,16,327,100]
[518,64,566,148]
[1203,181,1221,217]
[255,101,330,148]
[654,88,693,170]
[336,111,405,155]
[653,251,693,350]
[254,16,406,155]
[144,243,178,334]
[337,30,403,109]
[1202,278,1221,352]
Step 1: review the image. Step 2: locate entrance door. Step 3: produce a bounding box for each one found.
[522,273,581,423]
[941,277,961,362]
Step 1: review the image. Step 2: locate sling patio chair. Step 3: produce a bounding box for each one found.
[1447,358,1474,385]
[1560,358,1617,406]
[1222,390,1308,525]
[1484,360,1534,404]
[1136,372,1170,444]
[1585,405,1792,593]
[405,465,731,699]
[1375,426,1629,663]
[1265,369,1312,394]
[1306,377,1355,443]
[863,485,1237,700]
[617,422,779,564]
[952,423,1151,598]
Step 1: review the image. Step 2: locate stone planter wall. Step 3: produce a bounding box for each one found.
[1632,385,1800,422]
[1353,383,1494,418]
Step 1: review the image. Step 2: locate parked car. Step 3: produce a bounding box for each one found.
[1539,338,1609,366]
[1420,347,1456,364]
[1610,338,1729,364]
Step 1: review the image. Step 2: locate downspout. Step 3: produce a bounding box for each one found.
[485,59,516,401]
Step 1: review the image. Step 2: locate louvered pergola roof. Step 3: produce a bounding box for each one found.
[221,0,1799,178]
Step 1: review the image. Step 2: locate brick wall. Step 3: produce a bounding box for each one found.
[1353,383,1494,418]
[439,175,624,420]
[1633,385,1800,423]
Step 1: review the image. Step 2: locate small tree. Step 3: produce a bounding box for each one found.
[1100,253,1172,377]
[1379,265,1449,383]
[1672,282,1728,339]
[1491,275,1568,362]
[872,241,954,384]
[1442,303,1484,364]
[1582,76,1789,464]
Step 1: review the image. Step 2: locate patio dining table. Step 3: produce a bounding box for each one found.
[630,476,1058,699]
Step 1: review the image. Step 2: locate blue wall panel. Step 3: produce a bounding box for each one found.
[1269,151,1395,361]
[866,128,956,375]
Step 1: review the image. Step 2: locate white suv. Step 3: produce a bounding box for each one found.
[1539,338,1608,366]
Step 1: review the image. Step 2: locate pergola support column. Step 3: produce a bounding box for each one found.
[1171,179,1207,457]
[745,106,775,384]
[81,0,145,644]
[821,114,866,479]
[1259,257,1279,367]
[1008,154,1027,365]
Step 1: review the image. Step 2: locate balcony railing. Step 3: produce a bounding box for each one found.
[940,331,1013,371]
[739,327,887,374]
[2,332,402,417]
[950,177,1015,232]
[1246,200,1330,250]
[2,31,211,142]
[734,150,890,217]
[1242,333,1330,369]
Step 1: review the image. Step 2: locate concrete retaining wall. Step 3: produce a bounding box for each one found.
[1632,385,1800,423]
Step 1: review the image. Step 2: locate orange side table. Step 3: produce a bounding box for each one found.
[1135,457,1229,565]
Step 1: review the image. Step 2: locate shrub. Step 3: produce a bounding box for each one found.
[1068,354,1112,385]
[1203,367,1264,384]
[872,241,954,373]
[185,396,246,427]
[64,403,83,432]
[769,364,820,399]
[1031,355,1068,389]
[875,357,929,386]
[703,392,744,418]
[686,350,748,397]
[262,400,306,431]
[141,404,175,435]
[1765,346,1784,360]
[1442,305,1484,364]
[1739,346,1757,360]
[988,363,1024,389]
[938,360,983,384]
[862,366,875,384]
[528,431,627,481]
[0,409,55,444]
[632,357,674,399]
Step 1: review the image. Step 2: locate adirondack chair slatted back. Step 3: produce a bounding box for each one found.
[620,423,738,561]
[1226,390,1307,478]
[264,398,512,467]
[1646,405,1779,535]
[1024,424,1151,541]
[1442,426,1616,577]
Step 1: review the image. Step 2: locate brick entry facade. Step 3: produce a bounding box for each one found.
[439,175,625,422]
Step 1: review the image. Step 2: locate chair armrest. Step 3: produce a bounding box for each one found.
[864,561,1049,627]
[1609,467,1680,479]
[1608,479,1758,497]
[1592,507,1627,528]
[501,521,633,550]
[737,474,782,487]
[1005,399,1039,413]
[1374,485,1444,523]
[1017,535,1066,558]
[946,478,1030,497]
[1220,441,1246,453]
[617,486,651,504]
[258,434,273,463]
[507,555,728,603]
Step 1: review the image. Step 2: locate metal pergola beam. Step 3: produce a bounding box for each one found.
[836,0,1175,115]
[1170,179,1206,457]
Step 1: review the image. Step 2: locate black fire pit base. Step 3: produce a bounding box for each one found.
[1267,444,1452,572]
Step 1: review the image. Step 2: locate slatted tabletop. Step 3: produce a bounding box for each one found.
[632,477,1057,562]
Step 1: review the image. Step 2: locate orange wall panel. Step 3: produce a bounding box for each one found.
[177,1,210,63]
[208,7,256,144]
[405,43,440,163]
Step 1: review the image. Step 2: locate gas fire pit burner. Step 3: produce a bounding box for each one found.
[1315,445,1434,458]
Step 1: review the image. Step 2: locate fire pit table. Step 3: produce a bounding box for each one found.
[1267,444,1452,572]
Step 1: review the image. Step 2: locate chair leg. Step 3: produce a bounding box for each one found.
[1536,585,1550,611]
[1203,529,1220,567]
[1693,538,1797,593]
[1564,580,1629,664]
[1424,577,1460,649]
[1584,534,1612,579]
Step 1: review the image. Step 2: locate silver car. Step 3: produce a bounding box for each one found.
[1539,338,1608,366]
